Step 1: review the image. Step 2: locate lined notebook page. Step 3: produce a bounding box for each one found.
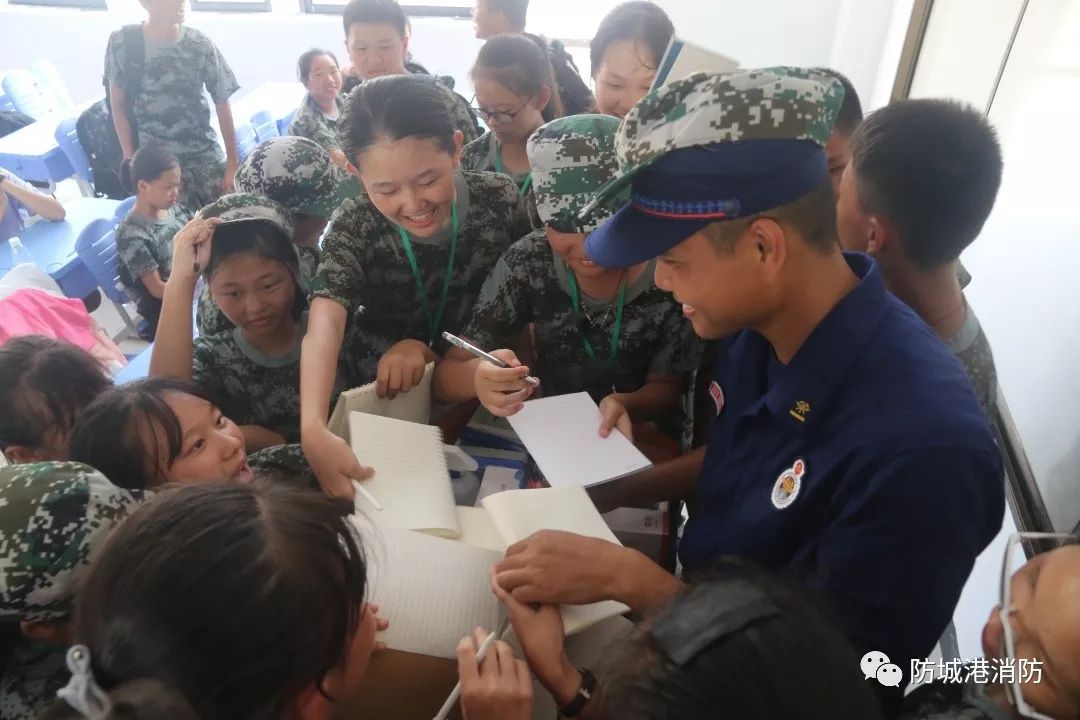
[349,413,460,538]
[508,393,652,488]
[327,362,433,438]
[482,486,630,634]
[455,506,504,552]
[359,522,504,660]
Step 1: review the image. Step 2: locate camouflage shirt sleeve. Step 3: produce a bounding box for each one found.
[648,300,705,377]
[102,30,128,89]
[191,333,227,402]
[247,444,318,489]
[288,95,340,155]
[312,198,372,311]
[461,132,495,172]
[115,219,161,283]
[461,234,540,349]
[197,31,240,104]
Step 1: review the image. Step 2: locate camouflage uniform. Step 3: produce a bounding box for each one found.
[116,205,194,332]
[195,189,297,336]
[464,115,701,414]
[288,93,348,158]
[247,443,318,489]
[0,462,147,720]
[948,305,998,415]
[104,26,240,211]
[341,73,482,145]
[314,171,529,385]
[461,131,542,230]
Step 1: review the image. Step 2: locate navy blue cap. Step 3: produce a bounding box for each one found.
[585,139,827,268]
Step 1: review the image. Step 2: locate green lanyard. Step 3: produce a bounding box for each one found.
[495,150,533,198]
[565,265,626,373]
[396,203,459,346]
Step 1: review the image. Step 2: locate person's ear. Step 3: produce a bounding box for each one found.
[535,86,552,112]
[20,620,71,646]
[866,215,889,256]
[4,446,44,464]
[400,31,410,61]
[291,681,331,720]
[749,217,786,272]
[451,130,464,168]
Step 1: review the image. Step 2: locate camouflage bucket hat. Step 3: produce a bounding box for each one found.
[0,462,147,622]
[200,192,296,239]
[580,67,845,220]
[527,114,627,234]
[234,136,356,219]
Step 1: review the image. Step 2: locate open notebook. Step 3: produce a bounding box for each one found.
[327,362,434,439]
[652,36,740,89]
[508,392,652,488]
[356,485,629,660]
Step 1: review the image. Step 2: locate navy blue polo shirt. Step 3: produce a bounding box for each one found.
[680,253,1003,686]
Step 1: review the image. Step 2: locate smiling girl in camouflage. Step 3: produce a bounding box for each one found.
[300,74,531,499]
[462,33,564,230]
[151,195,340,452]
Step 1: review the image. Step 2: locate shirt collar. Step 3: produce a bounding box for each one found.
[755,252,891,431]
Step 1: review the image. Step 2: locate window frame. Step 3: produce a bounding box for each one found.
[9,0,106,9]
[188,0,272,12]
[300,0,471,17]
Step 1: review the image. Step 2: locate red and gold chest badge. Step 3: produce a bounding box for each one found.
[771,458,807,510]
[709,381,724,416]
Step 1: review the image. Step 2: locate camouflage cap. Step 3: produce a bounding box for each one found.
[0,462,147,622]
[199,192,296,239]
[527,114,627,234]
[583,67,845,267]
[234,137,356,219]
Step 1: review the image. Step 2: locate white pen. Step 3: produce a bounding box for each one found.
[433,617,512,720]
[441,331,540,387]
[351,479,382,511]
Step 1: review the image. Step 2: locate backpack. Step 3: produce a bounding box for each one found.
[80,24,144,199]
[0,110,34,139]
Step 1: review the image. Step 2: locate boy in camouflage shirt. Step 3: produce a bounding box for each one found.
[197,136,358,336]
[0,462,147,720]
[435,115,702,433]
[116,201,193,336]
[104,2,240,210]
[338,0,482,144]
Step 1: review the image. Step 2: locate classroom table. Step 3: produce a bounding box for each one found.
[0,196,119,299]
[0,112,75,188]
[114,341,152,383]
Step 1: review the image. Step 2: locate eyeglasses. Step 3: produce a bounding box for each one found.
[999,531,1078,720]
[471,97,533,126]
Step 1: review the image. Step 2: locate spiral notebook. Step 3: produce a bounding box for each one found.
[327,362,434,439]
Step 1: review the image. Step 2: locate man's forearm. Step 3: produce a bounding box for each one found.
[588,445,704,510]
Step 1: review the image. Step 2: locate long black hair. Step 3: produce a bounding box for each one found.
[205,220,306,321]
[339,74,457,164]
[67,377,220,490]
[43,481,367,720]
[601,559,885,720]
[0,335,111,459]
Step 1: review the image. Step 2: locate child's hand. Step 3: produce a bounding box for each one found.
[300,425,373,500]
[598,394,634,441]
[458,627,533,720]
[474,349,534,417]
[376,339,435,399]
[171,216,221,283]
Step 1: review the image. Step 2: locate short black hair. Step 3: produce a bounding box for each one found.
[817,68,863,136]
[123,144,179,196]
[704,179,838,255]
[68,377,220,490]
[602,559,885,720]
[339,74,456,163]
[297,47,339,84]
[589,1,674,77]
[342,0,406,37]
[850,98,1003,269]
[0,336,111,455]
[486,0,529,30]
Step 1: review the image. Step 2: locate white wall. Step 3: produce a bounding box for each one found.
[0,0,912,110]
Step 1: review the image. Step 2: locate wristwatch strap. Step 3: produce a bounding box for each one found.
[558,667,596,718]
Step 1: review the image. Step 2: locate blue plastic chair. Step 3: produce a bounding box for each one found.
[54,116,94,183]
[251,110,281,143]
[276,108,297,136]
[0,91,15,114]
[30,61,74,114]
[235,123,259,162]
[75,218,139,338]
[1,69,57,120]
[114,196,137,221]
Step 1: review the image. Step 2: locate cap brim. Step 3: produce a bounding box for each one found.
[579,167,639,227]
[584,203,709,269]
